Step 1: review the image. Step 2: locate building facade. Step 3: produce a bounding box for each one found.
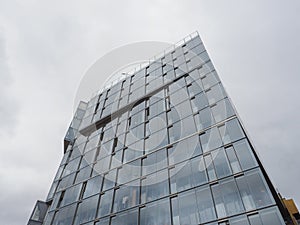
[28,33,291,225]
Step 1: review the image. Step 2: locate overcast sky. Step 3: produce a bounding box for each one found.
[0,1,300,224]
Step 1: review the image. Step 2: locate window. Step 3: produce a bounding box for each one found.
[168,135,200,165]
[113,180,140,212]
[83,175,103,199]
[206,83,226,104]
[200,127,222,152]
[170,161,193,193]
[167,106,181,125]
[218,119,245,145]
[201,71,220,89]
[180,115,197,137]
[93,155,111,174]
[196,185,216,223]
[168,121,181,143]
[168,77,186,94]
[102,169,117,191]
[84,148,97,165]
[259,207,285,225]
[51,204,77,225]
[140,198,171,225]
[190,156,208,186]
[236,169,274,210]
[187,80,203,98]
[75,166,92,183]
[111,208,138,225]
[233,139,258,170]
[211,148,232,178]
[211,178,244,218]
[191,92,208,112]
[149,99,165,118]
[211,98,235,123]
[188,69,200,81]
[172,190,199,224]
[85,135,100,152]
[145,129,168,153]
[195,107,215,131]
[174,100,193,119]
[123,140,144,162]
[73,194,99,225]
[97,189,114,217]
[63,157,81,177]
[169,156,206,193]
[204,154,217,181]
[148,113,167,134]
[57,173,76,191]
[229,215,249,225]
[142,149,168,176]
[141,170,169,203]
[187,55,203,70]
[225,146,242,174]
[60,183,82,207]
[169,87,189,106]
[117,159,141,185]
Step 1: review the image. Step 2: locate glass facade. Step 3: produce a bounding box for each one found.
[28,33,287,225]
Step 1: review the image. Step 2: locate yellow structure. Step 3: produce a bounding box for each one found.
[279,193,300,225]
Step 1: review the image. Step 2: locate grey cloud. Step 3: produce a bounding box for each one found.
[0,32,19,136]
[0,1,300,225]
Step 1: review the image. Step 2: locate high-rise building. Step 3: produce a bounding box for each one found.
[28,33,293,225]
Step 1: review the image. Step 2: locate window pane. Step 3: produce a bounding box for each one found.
[233,139,258,170]
[124,140,144,162]
[83,175,103,199]
[174,100,193,119]
[212,148,232,178]
[111,208,138,225]
[204,154,217,181]
[229,215,250,225]
[181,115,197,137]
[73,195,99,225]
[260,207,285,225]
[237,169,274,209]
[142,149,168,176]
[52,204,76,225]
[141,170,169,203]
[211,178,244,218]
[225,146,242,174]
[102,169,116,191]
[63,157,81,177]
[98,189,114,217]
[191,92,208,112]
[113,180,139,212]
[75,166,92,183]
[60,183,82,207]
[219,119,245,144]
[211,98,235,123]
[195,107,215,131]
[170,161,193,193]
[117,160,141,185]
[201,71,220,89]
[148,113,167,134]
[140,198,171,225]
[206,83,226,105]
[200,127,222,152]
[172,190,199,224]
[190,156,208,186]
[195,186,216,223]
[145,129,168,152]
[168,135,199,165]
[169,87,189,106]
